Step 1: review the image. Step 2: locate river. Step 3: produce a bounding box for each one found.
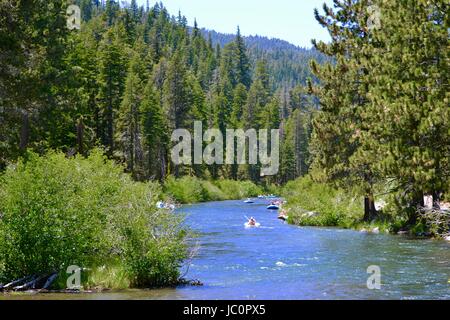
[2,199,449,300]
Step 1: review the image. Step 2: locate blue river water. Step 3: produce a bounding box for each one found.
[170,199,450,300]
[4,199,449,300]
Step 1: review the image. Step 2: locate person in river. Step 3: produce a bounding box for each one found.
[248,217,257,226]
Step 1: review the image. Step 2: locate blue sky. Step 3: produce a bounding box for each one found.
[136,0,333,48]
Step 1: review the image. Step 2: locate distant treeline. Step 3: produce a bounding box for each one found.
[0,0,317,185]
[201,29,329,89]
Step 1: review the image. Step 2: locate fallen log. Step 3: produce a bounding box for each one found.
[41,273,59,290]
[1,275,35,291]
[14,274,50,291]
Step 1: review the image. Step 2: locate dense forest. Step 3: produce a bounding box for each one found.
[0,0,318,186]
[202,29,329,89]
[0,0,449,292]
[287,0,449,231]
[0,0,449,227]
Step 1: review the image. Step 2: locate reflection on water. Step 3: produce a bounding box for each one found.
[2,200,449,300]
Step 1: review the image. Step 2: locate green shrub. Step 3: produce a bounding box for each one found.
[237,181,264,198]
[264,183,281,196]
[443,191,450,203]
[201,181,227,201]
[283,176,362,227]
[0,149,188,288]
[213,180,243,199]
[163,176,208,203]
[214,179,263,200]
[163,177,263,204]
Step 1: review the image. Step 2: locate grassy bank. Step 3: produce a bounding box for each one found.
[163,176,264,204]
[282,176,450,237]
[282,176,403,234]
[0,150,188,290]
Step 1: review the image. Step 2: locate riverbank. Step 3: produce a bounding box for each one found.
[3,199,449,300]
[1,150,446,294]
[0,150,275,293]
[0,150,189,292]
[162,176,266,204]
[281,176,450,239]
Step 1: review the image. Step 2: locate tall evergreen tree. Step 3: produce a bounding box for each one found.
[96,23,128,155]
[80,0,93,22]
[0,0,70,161]
[116,51,145,178]
[234,26,251,89]
[309,0,379,221]
[363,0,449,220]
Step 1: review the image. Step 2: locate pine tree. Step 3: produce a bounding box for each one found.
[130,0,140,23]
[163,50,190,130]
[0,0,69,160]
[141,80,169,181]
[309,0,379,221]
[80,0,93,22]
[162,49,202,177]
[240,60,273,181]
[96,23,128,155]
[242,60,271,130]
[105,0,118,26]
[231,84,248,127]
[115,52,145,178]
[63,16,106,154]
[363,0,449,219]
[280,112,298,182]
[235,26,251,88]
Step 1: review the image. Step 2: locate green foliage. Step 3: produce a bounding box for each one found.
[119,202,187,288]
[363,0,449,219]
[0,0,71,163]
[308,0,449,228]
[163,176,263,204]
[213,180,263,201]
[1,1,318,185]
[0,149,187,288]
[84,264,130,291]
[200,181,228,201]
[205,30,328,90]
[96,23,128,154]
[163,176,209,203]
[283,176,363,227]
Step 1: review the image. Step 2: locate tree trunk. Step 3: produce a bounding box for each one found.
[107,105,114,156]
[94,103,101,142]
[363,194,377,222]
[159,147,166,182]
[19,111,30,151]
[408,191,424,225]
[364,196,373,222]
[42,273,58,290]
[76,117,85,155]
[129,121,134,173]
[432,190,441,210]
[364,197,370,221]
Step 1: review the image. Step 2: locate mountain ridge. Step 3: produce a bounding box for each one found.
[201,28,314,52]
[200,28,328,89]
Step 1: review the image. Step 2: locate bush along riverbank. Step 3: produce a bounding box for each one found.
[281,176,450,239]
[0,149,190,292]
[163,176,264,204]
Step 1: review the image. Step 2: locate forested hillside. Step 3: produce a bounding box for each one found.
[1,0,447,233]
[1,0,448,296]
[202,29,328,89]
[0,0,314,185]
